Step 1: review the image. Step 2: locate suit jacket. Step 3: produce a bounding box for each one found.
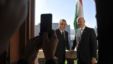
[72,27,97,63]
[55,29,70,58]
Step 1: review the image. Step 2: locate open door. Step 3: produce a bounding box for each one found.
[9,0,35,63]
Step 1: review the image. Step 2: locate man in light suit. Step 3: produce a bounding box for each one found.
[72,17,97,64]
[55,19,70,64]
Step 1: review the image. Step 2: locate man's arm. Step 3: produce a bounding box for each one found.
[90,29,98,64]
[90,29,97,58]
[71,36,77,50]
[65,32,70,50]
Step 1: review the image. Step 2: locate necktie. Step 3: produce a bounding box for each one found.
[76,29,82,49]
[78,29,82,42]
[80,28,83,38]
[62,31,65,39]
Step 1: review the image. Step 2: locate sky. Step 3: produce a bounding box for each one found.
[35,0,97,29]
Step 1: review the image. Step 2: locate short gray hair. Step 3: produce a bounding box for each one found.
[77,16,85,22]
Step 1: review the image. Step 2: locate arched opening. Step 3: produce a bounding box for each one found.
[34,0,97,64]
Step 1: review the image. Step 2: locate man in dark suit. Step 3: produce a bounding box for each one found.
[72,17,97,64]
[55,19,70,64]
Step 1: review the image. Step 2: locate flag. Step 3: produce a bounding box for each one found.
[73,0,84,32]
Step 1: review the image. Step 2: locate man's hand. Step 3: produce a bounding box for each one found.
[91,57,97,64]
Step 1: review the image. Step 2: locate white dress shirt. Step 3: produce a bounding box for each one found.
[75,26,86,49]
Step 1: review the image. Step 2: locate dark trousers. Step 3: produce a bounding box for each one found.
[77,59,90,64]
[67,59,74,64]
[56,55,65,64]
[57,58,65,64]
[45,59,57,64]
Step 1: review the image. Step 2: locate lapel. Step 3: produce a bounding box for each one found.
[58,29,66,40]
[80,27,87,40]
[58,29,62,35]
[57,29,62,37]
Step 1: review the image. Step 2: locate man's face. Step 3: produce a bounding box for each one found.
[59,21,67,31]
[77,17,85,28]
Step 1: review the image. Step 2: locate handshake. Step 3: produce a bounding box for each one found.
[65,50,77,59]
